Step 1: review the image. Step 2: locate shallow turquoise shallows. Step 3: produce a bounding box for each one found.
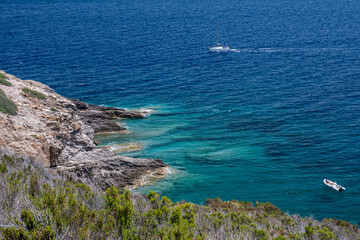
[1,0,360,224]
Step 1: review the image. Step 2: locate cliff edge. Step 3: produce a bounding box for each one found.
[0,70,166,190]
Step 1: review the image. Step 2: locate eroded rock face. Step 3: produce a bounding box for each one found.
[57,150,165,189]
[0,70,166,190]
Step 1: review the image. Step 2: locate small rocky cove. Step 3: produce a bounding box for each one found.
[0,70,166,190]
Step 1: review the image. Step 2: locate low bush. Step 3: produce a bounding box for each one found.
[0,89,17,115]
[22,88,46,100]
[0,78,12,86]
[0,162,7,173]
[0,73,11,86]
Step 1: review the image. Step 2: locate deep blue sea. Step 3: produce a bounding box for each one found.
[1,0,360,224]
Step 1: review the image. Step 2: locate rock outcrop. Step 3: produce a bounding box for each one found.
[71,99,144,134]
[0,70,166,190]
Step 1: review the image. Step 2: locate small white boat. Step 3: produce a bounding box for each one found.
[323,179,346,191]
[209,43,236,52]
[209,23,235,52]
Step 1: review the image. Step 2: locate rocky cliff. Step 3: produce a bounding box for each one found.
[0,70,166,190]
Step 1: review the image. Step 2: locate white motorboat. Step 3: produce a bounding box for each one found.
[209,43,236,52]
[323,179,346,191]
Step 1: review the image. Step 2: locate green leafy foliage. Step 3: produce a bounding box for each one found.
[1,226,29,240]
[254,228,267,239]
[21,209,37,231]
[0,88,17,115]
[29,172,40,197]
[22,88,46,100]
[0,162,7,173]
[274,235,287,240]
[105,186,134,235]
[1,154,16,164]
[318,227,337,240]
[256,202,284,216]
[1,209,55,240]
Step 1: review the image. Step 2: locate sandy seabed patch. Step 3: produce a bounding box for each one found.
[101,142,142,153]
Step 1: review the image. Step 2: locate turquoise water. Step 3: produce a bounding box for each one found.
[1,0,360,223]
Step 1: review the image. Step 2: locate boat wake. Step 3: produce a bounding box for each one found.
[231,47,347,54]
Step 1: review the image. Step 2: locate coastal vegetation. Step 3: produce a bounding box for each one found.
[0,89,17,115]
[0,74,11,87]
[22,88,46,100]
[0,152,359,240]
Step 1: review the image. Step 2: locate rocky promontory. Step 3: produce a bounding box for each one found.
[0,70,166,190]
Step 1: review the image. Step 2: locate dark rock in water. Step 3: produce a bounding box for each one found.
[71,99,144,133]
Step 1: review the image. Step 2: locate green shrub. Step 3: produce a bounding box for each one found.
[22,88,46,100]
[0,73,12,86]
[1,154,16,164]
[0,226,29,240]
[230,212,253,231]
[207,212,225,230]
[21,210,37,231]
[0,89,17,115]
[256,202,283,216]
[0,162,7,173]
[170,206,182,225]
[274,235,287,240]
[29,173,40,197]
[0,78,12,86]
[167,205,195,239]
[105,186,135,237]
[33,226,55,240]
[147,190,160,204]
[318,227,337,240]
[1,209,55,240]
[254,228,267,239]
[305,225,315,237]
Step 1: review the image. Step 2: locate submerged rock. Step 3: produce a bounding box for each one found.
[0,70,166,190]
[100,142,143,153]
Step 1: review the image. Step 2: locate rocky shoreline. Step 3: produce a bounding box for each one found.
[0,70,166,190]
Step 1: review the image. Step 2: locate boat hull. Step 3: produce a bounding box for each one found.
[323,179,346,191]
[209,47,236,52]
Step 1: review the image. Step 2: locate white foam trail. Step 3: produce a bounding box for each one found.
[233,47,347,54]
[258,48,284,53]
[129,166,175,189]
[136,107,156,116]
